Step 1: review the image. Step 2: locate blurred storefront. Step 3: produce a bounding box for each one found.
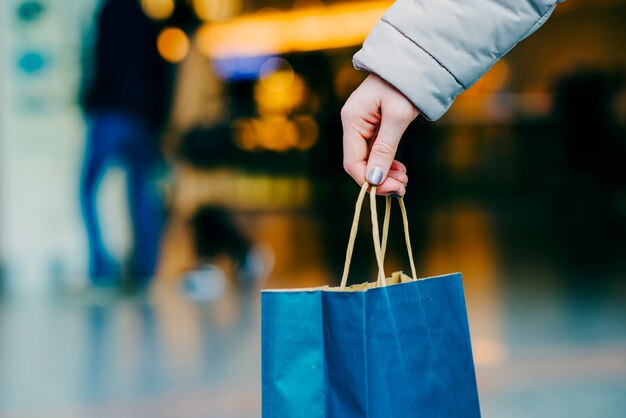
[1,0,626,294]
[0,1,625,417]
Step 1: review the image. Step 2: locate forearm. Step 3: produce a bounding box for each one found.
[353,0,563,120]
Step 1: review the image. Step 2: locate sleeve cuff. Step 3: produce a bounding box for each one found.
[353,19,465,121]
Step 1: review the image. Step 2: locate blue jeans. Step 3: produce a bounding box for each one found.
[80,111,163,285]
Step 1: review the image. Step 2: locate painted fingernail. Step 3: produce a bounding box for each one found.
[389,193,403,199]
[367,166,384,185]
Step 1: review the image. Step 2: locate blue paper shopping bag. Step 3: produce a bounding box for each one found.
[262,184,481,417]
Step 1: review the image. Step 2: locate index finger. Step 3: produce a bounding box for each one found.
[342,118,370,185]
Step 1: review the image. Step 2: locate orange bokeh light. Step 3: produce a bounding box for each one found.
[157,27,190,63]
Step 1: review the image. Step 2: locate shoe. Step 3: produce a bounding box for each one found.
[181,263,227,301]
[89,253,121,288]
[236,244,274,290]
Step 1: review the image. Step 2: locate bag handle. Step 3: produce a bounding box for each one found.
[340,183,386,289]
[339,183,418,290]
[380,195,418,283]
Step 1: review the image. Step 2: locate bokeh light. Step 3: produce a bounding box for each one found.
[253,59,307,116]
[195,2,391,59]
[140,0,174,21]
[255,72,305,115]
[293,115,318,150]
[259,58,294,92]
[192,0,243,22]
[157,27,190,63]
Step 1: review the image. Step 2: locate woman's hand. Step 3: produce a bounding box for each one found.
[341,74,418,196]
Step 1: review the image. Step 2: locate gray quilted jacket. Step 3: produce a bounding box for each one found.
[354,0,564,120]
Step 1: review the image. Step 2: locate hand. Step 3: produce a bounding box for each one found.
[341,74,418,196]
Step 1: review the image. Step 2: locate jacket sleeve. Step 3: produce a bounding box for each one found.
[353,0,563,121]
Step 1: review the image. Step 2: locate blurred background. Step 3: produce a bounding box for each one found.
[1,0,626,417]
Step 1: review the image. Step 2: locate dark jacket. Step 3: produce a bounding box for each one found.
[82,0,173,130]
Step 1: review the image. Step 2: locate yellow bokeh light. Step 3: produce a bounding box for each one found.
[193,0,242,22]
[233,120,256,151]
[233,115,315,153]
[255,73,305,115]
[259,58,294,91]
[293,115,318,150]
[253,116,298,152]
[195,1,392,58]
[141,0,174,21]
[260,70,294,93]
[157,27,190,63]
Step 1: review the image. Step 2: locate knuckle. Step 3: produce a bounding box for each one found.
[388,106,415,123]
[340,104,355,121]
[371,141,396,158]
[390,170,408,183]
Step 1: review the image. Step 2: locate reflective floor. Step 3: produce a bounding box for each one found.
[1,202,626,418]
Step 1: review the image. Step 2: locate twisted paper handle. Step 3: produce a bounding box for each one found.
[340,183,418,290]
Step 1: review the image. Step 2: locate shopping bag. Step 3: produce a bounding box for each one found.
[262,184,481,417]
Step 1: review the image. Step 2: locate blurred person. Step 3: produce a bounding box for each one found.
[184,206,273,300]
[176,126,274,299]
[80,0,174,287]
[341,0,564,192]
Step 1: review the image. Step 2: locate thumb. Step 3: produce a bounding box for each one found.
[365,113,413,185]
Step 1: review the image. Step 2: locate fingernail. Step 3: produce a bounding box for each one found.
[389,193,403,199]
[367,166,384,185]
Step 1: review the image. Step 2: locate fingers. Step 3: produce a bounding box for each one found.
[390,160,407,174]
[341,74,418,193]
[373,168,407,196]
[365,106,416,187]
[375,176,407,196]
[342,133,368,185]
[343,165,407,196]
[341,96,377,186]
[387,168,408,186]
